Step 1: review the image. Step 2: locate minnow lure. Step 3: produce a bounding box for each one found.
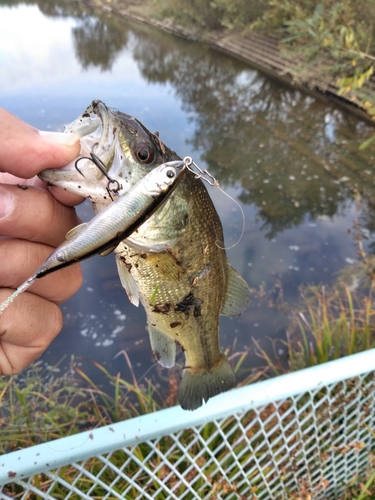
[0,160,186,314]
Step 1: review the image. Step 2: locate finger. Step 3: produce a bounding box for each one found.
[47,185,86,207]
[0,184,81,247]
[0,239,82,303]
[0,172,86,208]
[0,109,80,178]
[0,171,46,188]
[0,291,63,375]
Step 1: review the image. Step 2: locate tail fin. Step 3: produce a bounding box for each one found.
[178,355,237,411]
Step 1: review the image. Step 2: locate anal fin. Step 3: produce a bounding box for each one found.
[221,266,251,317]
[148,324,176,369]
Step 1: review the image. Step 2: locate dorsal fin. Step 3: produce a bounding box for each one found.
[221,266,251,317]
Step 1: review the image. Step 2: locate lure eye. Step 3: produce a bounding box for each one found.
[166,169,175,178]
[134,144,155,164]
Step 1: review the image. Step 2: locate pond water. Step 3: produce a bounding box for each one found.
[2,1,375,397]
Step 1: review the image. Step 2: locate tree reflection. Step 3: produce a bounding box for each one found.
[129,28,375,237]
[72,16,129,71]
[1,0,87,17]
[7,0,375,237]
[4,0,129,70]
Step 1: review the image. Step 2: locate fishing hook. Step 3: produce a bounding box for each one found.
[75,153,121,197]
[74,157,86,177]
[90,152,121,196]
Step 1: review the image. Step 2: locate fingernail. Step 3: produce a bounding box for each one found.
[38,130,80,146]
[0,191,14,219]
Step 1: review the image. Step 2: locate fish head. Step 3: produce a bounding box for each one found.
[39,100,180,204]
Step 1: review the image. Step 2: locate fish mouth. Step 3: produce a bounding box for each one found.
[73,100,113,159]
[39,101,129,201]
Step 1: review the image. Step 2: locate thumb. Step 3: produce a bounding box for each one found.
[0,109,80,178]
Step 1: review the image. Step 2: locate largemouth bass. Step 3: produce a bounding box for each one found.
[40,100,251,411]
[0,160,185,314]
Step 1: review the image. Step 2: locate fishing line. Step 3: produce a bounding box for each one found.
[135,362,159,385]
[183,156,245,250]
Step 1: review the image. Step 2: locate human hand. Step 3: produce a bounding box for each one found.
[0,108,83,375]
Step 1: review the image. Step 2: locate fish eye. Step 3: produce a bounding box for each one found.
[166,169,175,178]
[134,144,155,164]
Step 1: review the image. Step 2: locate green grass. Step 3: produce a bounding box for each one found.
[285,209,375,372]
[286,283,375,371]
[0,352,165,455]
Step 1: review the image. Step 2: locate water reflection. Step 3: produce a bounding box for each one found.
[72,15,129,70]
[46,4,375,239]
[2,0,375,390]
[2,0,86,17]
[130,29,375,237]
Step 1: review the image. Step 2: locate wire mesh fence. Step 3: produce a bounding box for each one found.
[2,349,375,499]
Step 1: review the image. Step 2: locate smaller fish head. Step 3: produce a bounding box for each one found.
[143,161,186,197]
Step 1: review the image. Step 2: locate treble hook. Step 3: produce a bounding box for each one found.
[90,153,121,196]
[75,153,121,197]
[74,157,85,177]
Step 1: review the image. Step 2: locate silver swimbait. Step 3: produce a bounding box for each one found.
[0,160,186,314]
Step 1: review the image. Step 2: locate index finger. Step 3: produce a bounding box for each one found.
[0,108,80,178]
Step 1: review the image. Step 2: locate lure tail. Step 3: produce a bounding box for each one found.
[0,277,37,315]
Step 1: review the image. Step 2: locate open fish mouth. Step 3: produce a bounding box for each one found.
[39,101,132,202]
[39,100,186,251]
[39,101,111,200]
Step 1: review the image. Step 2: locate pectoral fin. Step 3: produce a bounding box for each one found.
[148,324,176,368]
[221,266,251,317]
[115,253,139,306]
[66,222,87,240]
[99,244,119,257]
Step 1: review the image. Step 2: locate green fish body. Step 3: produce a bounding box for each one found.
[40,100,251,410]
